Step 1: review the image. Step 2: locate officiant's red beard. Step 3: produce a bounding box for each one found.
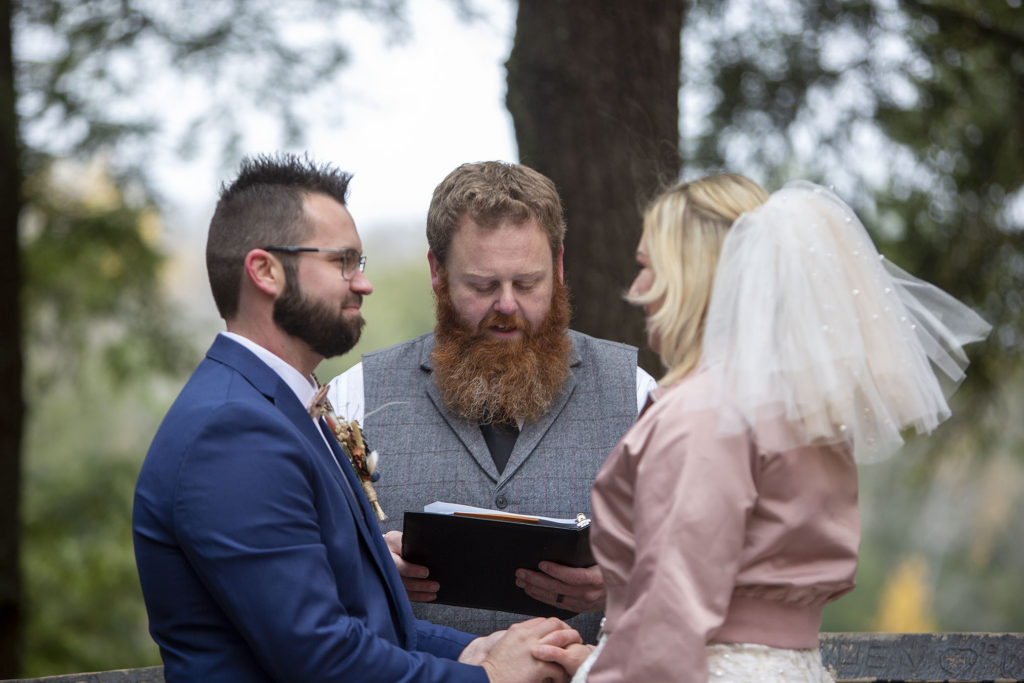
[431,272,572,425]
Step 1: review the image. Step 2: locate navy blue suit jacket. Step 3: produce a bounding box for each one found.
[133,335,488,682]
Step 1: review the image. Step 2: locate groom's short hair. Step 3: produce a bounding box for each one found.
[206,153,352,319]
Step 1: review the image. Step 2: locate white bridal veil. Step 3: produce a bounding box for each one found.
[698,181,992,462]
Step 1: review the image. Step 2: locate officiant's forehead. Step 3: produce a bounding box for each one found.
[448,216,554,269]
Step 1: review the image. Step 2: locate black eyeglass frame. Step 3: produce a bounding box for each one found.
[263,246,367,280]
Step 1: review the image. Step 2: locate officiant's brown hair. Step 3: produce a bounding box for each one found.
[426,161,565,267]
[206,153,352,319]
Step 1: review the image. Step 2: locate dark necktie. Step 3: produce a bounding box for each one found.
[480,420,519,474]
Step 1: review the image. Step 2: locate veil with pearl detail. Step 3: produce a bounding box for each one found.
[693,181,991,463]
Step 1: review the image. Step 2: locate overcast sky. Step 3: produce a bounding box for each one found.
[137,0,517,321]
[152,0,518,251]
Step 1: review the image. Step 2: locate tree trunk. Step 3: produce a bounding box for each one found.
[0,0,22,675]
[506,0,684,375]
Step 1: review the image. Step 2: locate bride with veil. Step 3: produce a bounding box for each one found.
[534,174,990,682]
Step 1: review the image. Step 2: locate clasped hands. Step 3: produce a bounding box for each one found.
[457,617,593,682]
[384,530,603,680]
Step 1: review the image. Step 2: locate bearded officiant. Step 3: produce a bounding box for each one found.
[328,161,656,643]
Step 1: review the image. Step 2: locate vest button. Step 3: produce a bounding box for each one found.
[495,495,508,509]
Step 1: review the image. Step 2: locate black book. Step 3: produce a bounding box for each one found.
[401,502,594,619]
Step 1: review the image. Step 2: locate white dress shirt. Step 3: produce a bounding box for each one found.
[327,360,658,424]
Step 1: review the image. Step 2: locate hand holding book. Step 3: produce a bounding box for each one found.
[384,530,438,603]
[515,561,606,615]
[401,501,599,618]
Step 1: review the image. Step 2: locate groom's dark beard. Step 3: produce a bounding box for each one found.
[430,272,572,424]
[273,275,364,359]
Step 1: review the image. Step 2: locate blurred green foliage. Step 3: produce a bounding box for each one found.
[18,159,194,676]
[22,375,163,675]
[685,0,1023,384]
[20,160,197,390]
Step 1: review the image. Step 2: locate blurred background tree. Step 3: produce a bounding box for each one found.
[3,0,1022,676]
[507,1,684,372]
[677,0,1023,632]
[17,159,196,674]
[3,0,405,675]
[0,0,23,673]
[683,0,1022,385]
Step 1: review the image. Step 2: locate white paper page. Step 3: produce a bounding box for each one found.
[422,501,588,529]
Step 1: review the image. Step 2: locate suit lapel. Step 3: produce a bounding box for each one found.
[273,376,414,635]
[310,407,417,645]
[506,335,585,479]
[208,336,370,525]
[206,336,416,641]
[418,337,501,482]
[423,380,501,482]
[275,387,368,520]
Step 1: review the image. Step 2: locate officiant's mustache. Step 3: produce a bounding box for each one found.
[477,310,530,336]
[430,275,572,423]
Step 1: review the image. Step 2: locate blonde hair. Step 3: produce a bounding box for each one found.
[629,173,769,385]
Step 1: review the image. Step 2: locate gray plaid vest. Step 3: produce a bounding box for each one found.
[362,329,639,642]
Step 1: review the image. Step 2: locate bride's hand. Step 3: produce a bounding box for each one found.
[531,630,595,678]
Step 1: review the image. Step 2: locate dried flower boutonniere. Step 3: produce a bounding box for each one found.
[309,383,387,521]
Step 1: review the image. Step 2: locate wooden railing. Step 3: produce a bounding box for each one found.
[5,633,1024,682]
[819,632,1024,681]
[3,668,164,683]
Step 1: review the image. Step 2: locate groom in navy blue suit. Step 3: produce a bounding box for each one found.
[132,154,580,682]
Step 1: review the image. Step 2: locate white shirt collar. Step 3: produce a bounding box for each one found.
[220,332,319,411]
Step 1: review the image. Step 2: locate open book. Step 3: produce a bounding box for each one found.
[422,501,590,529]
[402,501,594,618]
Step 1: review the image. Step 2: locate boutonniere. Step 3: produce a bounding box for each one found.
[309,383,387,521]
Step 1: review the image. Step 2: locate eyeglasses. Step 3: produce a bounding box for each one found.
[263,246,367,280]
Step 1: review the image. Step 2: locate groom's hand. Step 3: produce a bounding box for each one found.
[481,617,578,683]
[384,530,439,602]
[458,630,506,666]
[515,562,605,614]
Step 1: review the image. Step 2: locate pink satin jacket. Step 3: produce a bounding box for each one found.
[587,371,859,683]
